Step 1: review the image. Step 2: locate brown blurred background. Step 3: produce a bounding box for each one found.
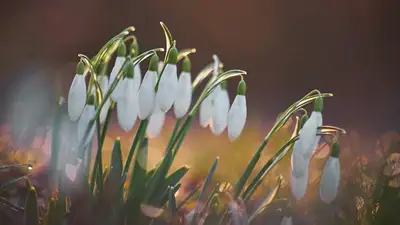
[0,0,399,137]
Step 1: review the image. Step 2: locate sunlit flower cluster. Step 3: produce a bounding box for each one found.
[67,31,248,149]
[290,98,341,204]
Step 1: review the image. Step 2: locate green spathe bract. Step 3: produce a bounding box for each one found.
[8,22,346,225]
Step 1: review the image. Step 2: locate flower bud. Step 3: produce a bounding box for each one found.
[166,47,178,65]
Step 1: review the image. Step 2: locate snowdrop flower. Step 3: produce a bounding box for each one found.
[210,81,230,136]
[155,47,178,112]
[320,142,341,204]
[227,80,247,141]
[298,97,323,157]
[110,42,127,101]
[98,63,111,124]
[280,216,293,225]
[199,55,220,127]
[67,61,87,121]
[291,98,323,176]
[173,57,192,118]
[138,54,159,119]
[147,104,165,138]
[77,95,96,146]
[116,62,139,132]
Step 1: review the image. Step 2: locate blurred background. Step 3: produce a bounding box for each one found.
[0,0,399,137]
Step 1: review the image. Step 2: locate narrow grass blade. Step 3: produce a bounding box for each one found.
[177,185,201,210]
[190,157,219,225]
[248,176,282,224]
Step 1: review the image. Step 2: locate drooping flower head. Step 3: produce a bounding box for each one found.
[319,141,341,204]
[110,42,127,101]
[155,47,179,112]
[227,79,247,141]
[138,54,159,120]
[173,56,192,118]
[67,61,87,121]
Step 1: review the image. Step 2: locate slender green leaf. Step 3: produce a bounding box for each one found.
[248,176,282,224]
[190,157,219,225]
[109,138,123,183]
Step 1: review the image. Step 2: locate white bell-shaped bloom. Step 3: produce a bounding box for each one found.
[77,97,96,147]
[138,72,158,120]
[116,69,140,132]
[291,169,309,200]
[227,80,247,141]
[65,158,82,182]
[320,142,341,203]
[138,54,159,120]
[210,86,230,136]
[199,94,213,127]
[98,74,111,124]
[173,58,192,118]
[147,104,165,138]
[297,111,322,158]
[280,216,293,225]
[155,63,178,112]
[68,62,87,121]
[110,56,126,101]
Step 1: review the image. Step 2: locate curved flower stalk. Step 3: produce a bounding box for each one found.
[116,62,139,132]
[319,141,341,203]
[173,57,192,118]
[138,54,159,119]
[110,42,127,101]
[199,54,220,127]
[98,63,111,124]
[227,80,247,141]
[210,81,230,136]
[77,95,96,146]
[155,47,179,112]
[67,61,87,121]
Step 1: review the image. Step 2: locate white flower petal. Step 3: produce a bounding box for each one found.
[210,88,230,136]
[155,64,178,112]
[147,105,165,138]
[298,111,322,157]
[291,141,312,177]
[199,96,213,127]
[117,78,139,132]
[110,56,126,101]
[173,72,192,118]
[77,105,96,146]
[138,71,157,119]
[68,74,87,121]
[319,157,340,203]
[134,64,142,83]
[227,95,247,141]
[291,170,309,200]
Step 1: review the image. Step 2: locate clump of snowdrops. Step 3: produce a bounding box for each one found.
[1,22,346,225]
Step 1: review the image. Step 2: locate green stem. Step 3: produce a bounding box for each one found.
[90,102,115,193]
[122,119,148,176]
